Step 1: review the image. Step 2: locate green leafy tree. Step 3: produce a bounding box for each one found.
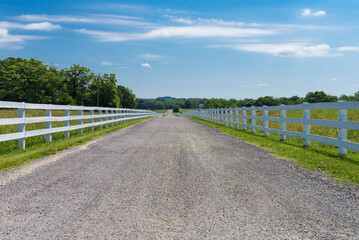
[117,85,136,108]
[173,105,180,113]
[304,91,337,103]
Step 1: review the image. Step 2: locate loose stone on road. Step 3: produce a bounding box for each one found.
[0,112,358,239]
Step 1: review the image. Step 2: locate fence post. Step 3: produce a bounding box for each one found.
[45,107,52,142]
[18,102,25,149]
[78,109,83,134]
[263,106,268,137]
[90,110,94,131]
[338,100,347,156]
[280,104,286,141]
[65,107,70,138]
[303,102,310,147]
[229,109,233,127]
[243,108,247,131]
[105,110,108,128]
[235,109,239,129]
[115,110,118,124]
[111,110,114,126]
[251,107,256,133]
[98,109,102,129]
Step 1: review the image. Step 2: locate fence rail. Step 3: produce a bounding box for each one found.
[181,101,359,156]
[0,101,160,149]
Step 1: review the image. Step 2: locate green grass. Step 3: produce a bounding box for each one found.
[153,109,169,113]
[179,109,193,114]
[0,117,151,173]
[188,116,359,185]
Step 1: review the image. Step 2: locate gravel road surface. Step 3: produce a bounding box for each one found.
[0,112,358,239]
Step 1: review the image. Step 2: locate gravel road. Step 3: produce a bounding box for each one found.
[1,112,359,239]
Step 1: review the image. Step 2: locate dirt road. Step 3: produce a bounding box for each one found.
[0,112,358,239]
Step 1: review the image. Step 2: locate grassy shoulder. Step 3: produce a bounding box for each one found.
[187,117,359,185]
[0,117,151,173]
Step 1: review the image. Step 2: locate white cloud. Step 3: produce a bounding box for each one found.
[256,83,269,87]
[0,27,43,49]
[141,63,151,68]
[77,26,275,42]
[220,43,342,57]
[313,10,326,16]
[17,14,94,23]
[140,53,163,59]
[329,77,336,81]
[101,61,116,66]
[337,46,359,52]
[169,16,194,24]
[302,9,312,16]
[16,14,152,27]
[302,9,326,16]
[0,21,61,31]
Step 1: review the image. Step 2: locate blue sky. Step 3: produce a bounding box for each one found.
[1,0,359,99]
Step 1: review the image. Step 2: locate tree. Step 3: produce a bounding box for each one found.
[254,96,278,106]
[173,105,180,113]
[117,85,136,108]
[61,64,93,106]
[304,91,337,103]
[87,74,120,107]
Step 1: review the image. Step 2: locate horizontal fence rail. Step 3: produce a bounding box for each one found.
[181,101,359,156]
[0,101,160,149]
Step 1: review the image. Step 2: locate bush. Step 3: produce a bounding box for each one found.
[173,105,180,113]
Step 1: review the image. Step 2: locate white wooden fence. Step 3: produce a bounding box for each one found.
[182,101,359,156]
[0,101,160,149]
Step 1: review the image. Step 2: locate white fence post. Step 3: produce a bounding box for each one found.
[105,110,109,128]
[65,107,70,138]
[18,102,25,149]
[243,108,247,131]
[303,103,310,147]
[90,110,94,131]
[111,110,114,126]
[251,108,256,133]
[263,106,269,137]
[229,109,233,127]
[45,107,52,142]
[98,109,102,129]
[338,100,347,156]
[236,109,239,129]
[78,109,83,134]
[115,110,118,124]
[280,104,286,141]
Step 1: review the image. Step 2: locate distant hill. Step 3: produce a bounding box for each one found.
[163,96,172,99]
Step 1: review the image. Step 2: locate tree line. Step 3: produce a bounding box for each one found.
[0,57,136,108]
[136,91,359,110]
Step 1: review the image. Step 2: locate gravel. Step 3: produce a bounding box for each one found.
[0,112,358,239]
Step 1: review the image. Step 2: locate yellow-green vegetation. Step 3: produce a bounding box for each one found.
[179,109,193,114]
[0,116,151,172]
[187,108,359,184]
[153,109,168,113]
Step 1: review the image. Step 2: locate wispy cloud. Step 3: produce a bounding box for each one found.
[101,61,116,66]
[140,53,164,59]
[77,26,275,42]
[213,43,344,57]
[0,28,44,49]
[302,9,326,16]
[337,46,359,52]
[16,14,152,27]
[0,21,61,31]
[329,77,336,81]
[141,63,151,68]
[255,83,269,87]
